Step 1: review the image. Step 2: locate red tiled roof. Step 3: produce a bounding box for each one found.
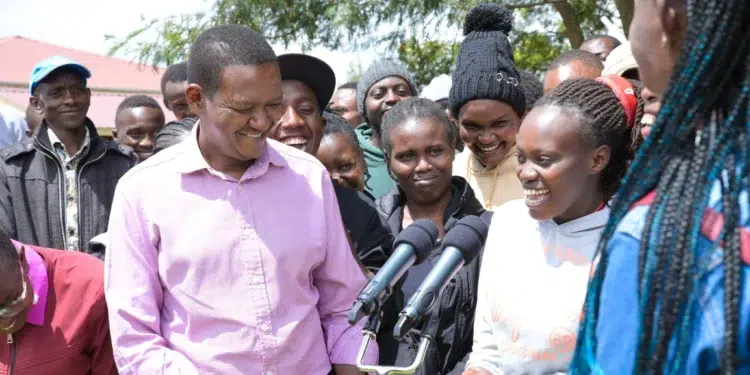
[0,36,177,129]
[0,36,165,92]
[0,87,175,130]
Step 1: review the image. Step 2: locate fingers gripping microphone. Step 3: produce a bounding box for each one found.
[393,216,489,340]
[348,219,439,325]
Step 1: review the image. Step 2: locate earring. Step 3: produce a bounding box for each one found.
[661,34,668,46]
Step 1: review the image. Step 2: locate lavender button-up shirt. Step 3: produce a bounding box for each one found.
[104,125,376,375]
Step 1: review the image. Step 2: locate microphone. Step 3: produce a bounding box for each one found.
[348,219,439,325]
[393,215,489,340]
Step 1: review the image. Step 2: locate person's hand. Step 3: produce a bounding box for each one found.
[462,367,494,375]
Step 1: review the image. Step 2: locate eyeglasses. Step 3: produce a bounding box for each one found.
[0,274,31,324]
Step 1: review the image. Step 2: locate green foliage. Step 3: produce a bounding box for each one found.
[108,0,631,79]
[398,39,459,86]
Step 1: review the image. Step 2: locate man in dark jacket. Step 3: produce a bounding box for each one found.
[0,56,136,257]
[268,53,393,273]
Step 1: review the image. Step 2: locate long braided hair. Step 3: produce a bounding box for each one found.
[571,1,750,374]
[534,78,644,203]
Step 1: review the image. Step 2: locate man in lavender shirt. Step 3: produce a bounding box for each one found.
[104,25,376,375]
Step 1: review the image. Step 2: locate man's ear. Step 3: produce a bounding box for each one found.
[185,84,205,117]
[163,98,171,110]
[29,96,42,114]
[589,145,611,175]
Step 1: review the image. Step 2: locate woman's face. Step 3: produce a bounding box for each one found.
[387,117,454,206]
[316,133,366,192]
[629,0,687,97]
[516,106,609,223]
[458,100,521,168]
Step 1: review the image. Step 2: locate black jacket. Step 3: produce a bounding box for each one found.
[334,185,393,273]
[375,176,492,375]
[0,119,136,256]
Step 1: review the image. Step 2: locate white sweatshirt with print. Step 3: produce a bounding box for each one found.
[466,199,609,375]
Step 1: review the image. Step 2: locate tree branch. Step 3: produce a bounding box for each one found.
[505,0,566,10]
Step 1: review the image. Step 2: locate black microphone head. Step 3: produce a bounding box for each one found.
[393,218,439,265]
[441,215,489,263]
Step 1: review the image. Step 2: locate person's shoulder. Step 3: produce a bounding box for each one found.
[37,247,104,284]
[0,138,35,162]
[98,137,137,163]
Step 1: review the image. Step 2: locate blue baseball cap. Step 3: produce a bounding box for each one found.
[29,56,91,95]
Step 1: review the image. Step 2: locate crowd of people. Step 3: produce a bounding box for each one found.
[0,0,747,374]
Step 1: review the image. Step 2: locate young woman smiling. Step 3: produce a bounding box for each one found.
[375,98,490,375]
[450,4,528,211]
[464,77,644,375]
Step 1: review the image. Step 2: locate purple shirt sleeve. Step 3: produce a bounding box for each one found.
[314,171,379,366]
[104,180,200,375]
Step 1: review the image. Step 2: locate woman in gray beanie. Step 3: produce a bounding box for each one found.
[450,3,526,211]
[354,60,419,198]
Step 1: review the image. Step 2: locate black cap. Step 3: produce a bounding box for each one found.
[278,53,336,111]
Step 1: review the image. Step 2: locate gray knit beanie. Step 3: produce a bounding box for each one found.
[449,3,526,117]
[357,60,419,121]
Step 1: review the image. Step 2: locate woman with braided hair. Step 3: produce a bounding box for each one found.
[464,76,644,375]
[570,1,750,374]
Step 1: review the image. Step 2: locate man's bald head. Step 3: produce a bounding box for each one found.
[580,35,622,61]
[543,49,604,94]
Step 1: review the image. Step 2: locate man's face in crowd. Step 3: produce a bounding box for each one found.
[114,107,166,161]
[328,88,362,128]
[30,69,90,132]
[188,62,284,170]
[364,76,413,134]
[163,80,194,120]
[268,80,326,155]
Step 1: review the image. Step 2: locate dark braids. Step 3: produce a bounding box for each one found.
[534,78,644,203]
[381,97,457,159]
[572,1,750,374]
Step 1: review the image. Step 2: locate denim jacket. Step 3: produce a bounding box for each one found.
[594,176,750,374]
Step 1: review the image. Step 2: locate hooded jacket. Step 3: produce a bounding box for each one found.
[375,176,491,375]
[355,124,396,198]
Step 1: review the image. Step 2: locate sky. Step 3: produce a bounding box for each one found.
[0,0,625,87]
[0,0,378,86]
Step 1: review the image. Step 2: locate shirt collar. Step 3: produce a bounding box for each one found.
[175,120,287,180]
[11,241,48,326]
[47,126,91,157]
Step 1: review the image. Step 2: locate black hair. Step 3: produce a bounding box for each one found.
[187,25,277,97]
[518,70,543,110]
[338,82,358,90]
[584,34,623,48]
[547,49,604,72]
[114,95,165,128]
[322,111,371,190]
[0,230,21,295]
[535,78,644,203]
[381,97,458,159]
[160,62,188,96]
[572,2,750,374]
[153,118,196,154]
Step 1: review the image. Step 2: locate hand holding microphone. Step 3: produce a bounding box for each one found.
[348,219,439,325]
[393,215,489,340]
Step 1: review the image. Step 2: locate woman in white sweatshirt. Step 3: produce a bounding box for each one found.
[463,76,646,375]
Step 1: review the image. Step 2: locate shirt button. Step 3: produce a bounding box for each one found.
[252,275,263,284]
[237,185,244,192]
